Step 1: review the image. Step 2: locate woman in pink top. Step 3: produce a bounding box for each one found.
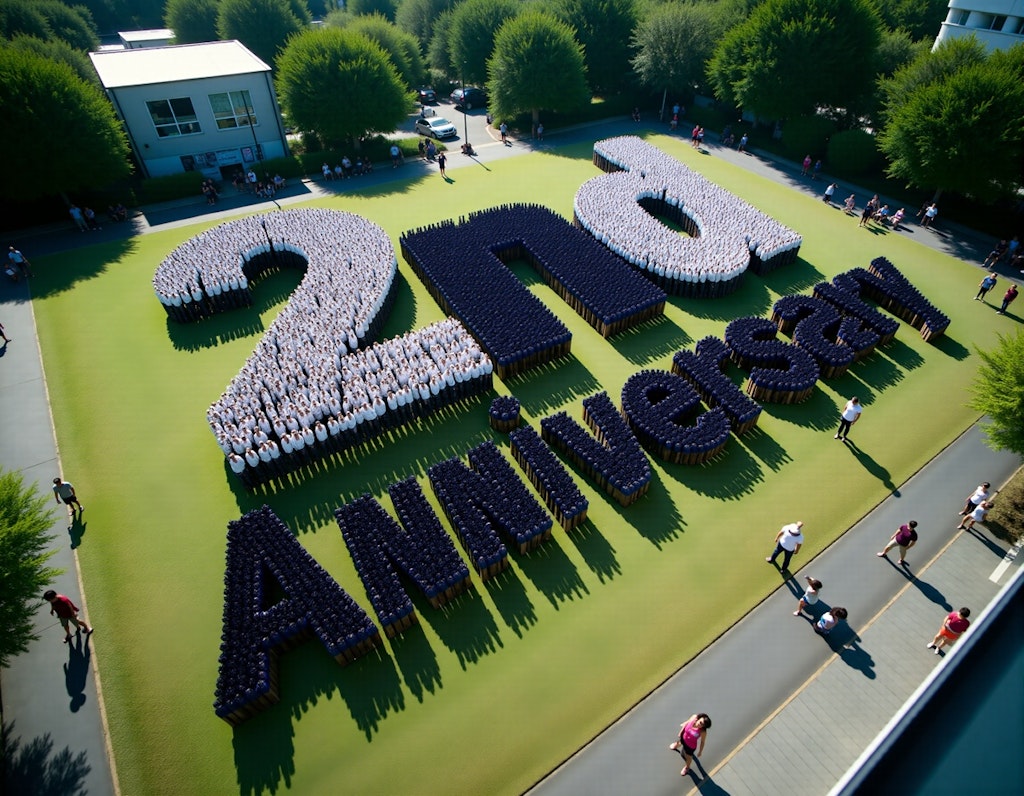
[669,712,711,777]
[928,607,971,654]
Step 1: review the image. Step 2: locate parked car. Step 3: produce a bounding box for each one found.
[417,87,437,104]
[415,116,458,139]
[450,87,487,110]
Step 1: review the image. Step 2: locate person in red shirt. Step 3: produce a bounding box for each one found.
[928,607,970,654]
[43,589,92,643]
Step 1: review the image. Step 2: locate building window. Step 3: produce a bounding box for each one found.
[952,9,969,25]
[209,91,257,130]
[990,15,1007,31]
[146,97,201,137]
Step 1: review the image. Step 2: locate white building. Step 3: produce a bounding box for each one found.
[934,0,1024,51]
[118,29,175,49]
[90,40,289,179]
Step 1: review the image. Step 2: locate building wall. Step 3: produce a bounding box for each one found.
[935,0,1024,51]
[109,72,288,179]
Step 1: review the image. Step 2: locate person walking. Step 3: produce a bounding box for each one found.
[794,576,823,616]
[957,500,992,532]
[814,606,847,636]
[801,155,812,176]
[43,590,92,643]
[960,482,991,516]
[823,182,837,204]
[437,152,447,178]
[8,246,33,278]
[52,477,84,522]
[766,521,804,571]
[669,713,711,778]
[997,284,1018,315]
[974,272,998,301]
[834,396,862,441]
[499,122,508,145]
[877,520,919,565]
[928,607,970,654]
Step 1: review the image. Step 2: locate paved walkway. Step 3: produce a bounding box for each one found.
[1,114,1019,796]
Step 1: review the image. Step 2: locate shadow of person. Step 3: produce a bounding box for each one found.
[962,524,1012,559]
[68,517,86,549]
[64,633,91,712]
[844,439,899,494]
[881,556,952,611]
[836,637,876,679]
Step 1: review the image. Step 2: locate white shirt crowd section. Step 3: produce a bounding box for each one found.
[152,209,492,476]
[576,136,802,285]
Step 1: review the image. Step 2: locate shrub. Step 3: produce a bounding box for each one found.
[827,129,883,178]
[780,115,837,161]
[137,172,208,204]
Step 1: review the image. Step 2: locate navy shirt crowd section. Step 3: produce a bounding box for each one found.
[488,395,522,433]
[215,506,381,726]
[508,424,589,531]
[400,204,667,379]
[771,295,859,379]
[620,370,732,465]
[576,136,803,297]
[671,337,763,435]
[860,257,950,342]
[335,487,473,638]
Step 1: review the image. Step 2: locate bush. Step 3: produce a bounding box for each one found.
[780,115,837,161]
[826,129,883,178]
[136,172,208,204]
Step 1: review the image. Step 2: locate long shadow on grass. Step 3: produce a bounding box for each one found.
[2,721,91,796]
[879,337,925,371]
[609,468,685,548]
[734,426,792,472]
[565,518,622,582]
[514,537,589,609]
[388,620,443,701]
[505,356,601,417]
[846,348,906,393]
[660,439,764,501]
[378,271,419,340]
[758,256,827,298]
[485,566,538,637]
[669,276,773,323]
[843,439,899,494]
[31,238,138,299]
[762,386,837,432]
[609,314,691,367]
[930,332,970,361]
[233,643,405,794]
[419,587,505,668]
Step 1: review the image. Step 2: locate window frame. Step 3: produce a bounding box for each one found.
[146,96,202,138]
[208,90,258,132]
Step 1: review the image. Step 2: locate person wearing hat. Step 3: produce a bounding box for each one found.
[766,521,804,571]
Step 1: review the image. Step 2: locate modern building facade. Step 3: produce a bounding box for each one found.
[934,0,1024,51]
[118,28,174,49]
[89,40,289,180]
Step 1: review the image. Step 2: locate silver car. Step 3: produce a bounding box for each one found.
[415,117,458,139]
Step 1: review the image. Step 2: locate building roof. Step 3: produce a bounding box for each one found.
[118,28,175,43]
[90,40,271,89]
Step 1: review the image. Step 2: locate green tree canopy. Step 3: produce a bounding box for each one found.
[276,26,411,147]
[448,0,520,85]
[426,7,454,72]
[487,11,589,125]
[0,0,53,42]
[550,0,635,94]
[395,0,453,51]
[166,0,221,44]
[969,329,1024,456]
[31,1,99,51]
[347,0,398,21]
[7,33,99,85]
[341,13,426,87]
[708,0,882,119]
[0,470,61,669]
[0,46,130,200]
[875,0,948,40]
[218,0,309,65]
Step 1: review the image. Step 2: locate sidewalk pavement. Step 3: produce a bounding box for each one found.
[527,423,1021,796]
[1,114,1019,796]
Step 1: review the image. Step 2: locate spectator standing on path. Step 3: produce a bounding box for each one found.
[960,482,991,516]
[43,590,92,643]
[69,204,88,232]
[8,246,33,278]
[877,520,919,565]
[0,320,10,344]
[982,239,1009,268]
[975,272,998,301]
[669,713,710,778]
[802,154,812,176]
[834,396,862,441]
[921,202,938,227]
[737,133,748,152]
[499,122,508,145]
[812,159,822,180]
[814,606,847,636]
[52,477,84,523]
[859,195,879,227]
[437,152,447,178]
[928,607,970,654]
[766,521,804,571]
[390,144,402,168]
[998,284,1018,315]
[957,500,992,532]
[823,182,837,204]
[536,123,544,140]
[794,576,823,616]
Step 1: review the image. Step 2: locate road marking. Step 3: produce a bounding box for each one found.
[990,541,1021,583]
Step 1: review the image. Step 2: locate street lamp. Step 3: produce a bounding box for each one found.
[243,95,280,210]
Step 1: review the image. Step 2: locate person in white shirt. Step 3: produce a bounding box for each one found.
[766,521,804,571]
[834,396,862,441]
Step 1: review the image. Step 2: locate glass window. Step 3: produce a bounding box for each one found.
[952,9,969,25]
[208,91,256,131]
[990,15,1007,30]
[146,97,201,138]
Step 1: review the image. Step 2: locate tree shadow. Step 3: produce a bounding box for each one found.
[64,634,90,713]
[661,440,764,502]
[843,439,900,494]
[30,237,138,299]
[513,537,590,609]
[734,426,792,472]
[1,721,91,796]
[608,314,692,367]
[485,565,538,638]
[418,587,504,669]
[565,518,622,583]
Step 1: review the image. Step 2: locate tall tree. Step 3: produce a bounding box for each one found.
[487,11,589,127]
[276,26,410,147]
[348,0,398,20]
[447,0,519,85]
[35,1,99,51]
[395,0,453,51]
[877,43,1024,202]
[551,0,635,94]
[342,13,427,87]
[969,329,1024,457]
[426,7,454,72]
[218,0,308,66]
[0,470,61,670]
[0,0,53,42]
[708,0,882,119]
[875,0,948,41]
[6,33,99,85]
[0,46,130,199]
[166,0,220,44]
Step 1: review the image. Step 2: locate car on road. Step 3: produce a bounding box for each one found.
[417,87,437,104]
[450,87,487,110]
[414,116,458,139]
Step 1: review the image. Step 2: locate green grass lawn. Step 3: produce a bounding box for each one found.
[30,134,1004,795]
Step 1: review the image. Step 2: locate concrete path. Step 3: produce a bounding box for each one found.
[1,113,1019,796]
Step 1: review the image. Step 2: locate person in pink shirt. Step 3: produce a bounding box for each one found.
[928,607,970,654]
[669,712,711,778]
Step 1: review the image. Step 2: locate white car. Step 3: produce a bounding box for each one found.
[415,117,458,139]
